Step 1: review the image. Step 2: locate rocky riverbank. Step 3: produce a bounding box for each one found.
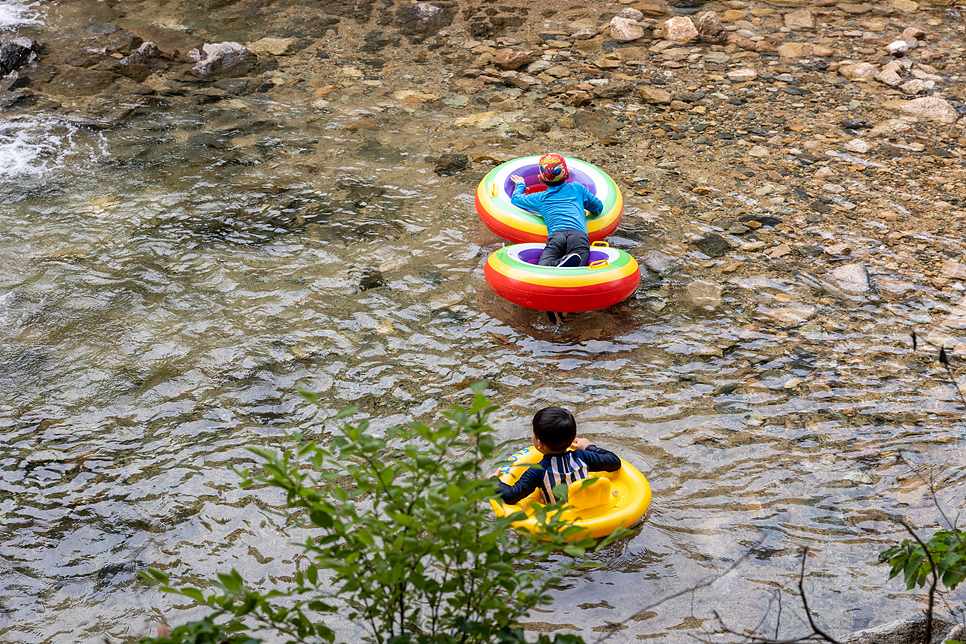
[3,0,966,351]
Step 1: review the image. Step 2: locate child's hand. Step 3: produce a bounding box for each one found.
[510,174,525,184]
[572,437,592,450]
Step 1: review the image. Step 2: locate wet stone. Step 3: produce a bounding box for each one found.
[433,154,468,176]
[642,250,681,274]
[48,67,121,95]
[358,268,386,291]
[662,16,698,43]
[1,41,36,76]
[696,11,726,43]
[695,233,730,257]
[685,280,723,309]
[828,262,873,294]
[740,215,782,227]
[492,49,534,70]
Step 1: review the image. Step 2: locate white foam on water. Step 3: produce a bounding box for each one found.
[0,0,42,30]
[0,291,9,327]
[0,115,86,179]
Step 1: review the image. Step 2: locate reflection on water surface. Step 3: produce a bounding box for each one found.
[2,5,966,644]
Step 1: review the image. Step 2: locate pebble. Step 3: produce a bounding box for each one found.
[492,48,534,70]
[662,16,698,43]
[620,8,645,21]
[610,17,645,42]
[247,37,297,56]
[727,68,757,81]
[875,69,902,86]
[886,40,912,56]
[784,9,816,30]
[696,12,726,42]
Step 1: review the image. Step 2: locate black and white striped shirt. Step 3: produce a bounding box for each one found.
[496,445,622,505]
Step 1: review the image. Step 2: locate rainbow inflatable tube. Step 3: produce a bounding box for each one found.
[483,242,641,312]
[490,446,652,540]
[475,156,623,244]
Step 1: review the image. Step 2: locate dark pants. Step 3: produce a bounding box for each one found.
[538,229,590,267]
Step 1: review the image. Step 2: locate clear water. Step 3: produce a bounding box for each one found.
[2,2,966,643]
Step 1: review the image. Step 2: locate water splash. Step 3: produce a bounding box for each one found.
[0,116,79,178]
[0,0,42,30]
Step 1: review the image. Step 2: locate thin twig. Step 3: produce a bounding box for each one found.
[797,548,840,644]
[704,548,842,644]
[592,550,754,644]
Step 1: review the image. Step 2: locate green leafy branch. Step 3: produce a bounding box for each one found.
[138,382,627,644]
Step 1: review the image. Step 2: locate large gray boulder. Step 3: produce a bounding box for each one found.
[847,612,957,644]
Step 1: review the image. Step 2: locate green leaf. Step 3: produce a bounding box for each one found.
[140,567,170,585]
[309,509,334,528]
[336,406,358,419]
[180,587,205,603]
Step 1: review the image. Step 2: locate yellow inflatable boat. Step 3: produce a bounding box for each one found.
[490,446,651,540]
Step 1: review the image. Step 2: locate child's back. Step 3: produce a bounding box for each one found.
[499,445,621,505]
[511,181,601,236]
[509,155,603,269]
[493,406,621,505]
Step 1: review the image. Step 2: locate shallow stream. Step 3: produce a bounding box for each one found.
[3,1,966,642]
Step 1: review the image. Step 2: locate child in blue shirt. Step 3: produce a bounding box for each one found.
[509,154,604,268]
[494,406,622,505]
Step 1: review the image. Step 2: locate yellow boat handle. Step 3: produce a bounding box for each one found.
[589,260,610,270]
[491,183,498,197]
[591,241,609,247]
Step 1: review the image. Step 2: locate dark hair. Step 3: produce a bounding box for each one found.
[532,406,577,453]
[541,178,566,187]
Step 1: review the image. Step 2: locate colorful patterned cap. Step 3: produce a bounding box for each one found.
[538,154,569,183]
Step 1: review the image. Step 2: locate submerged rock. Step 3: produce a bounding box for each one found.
[433,154,468,176]
[828,262,874,294]
[695,233,730,258]
[684,280,723,310]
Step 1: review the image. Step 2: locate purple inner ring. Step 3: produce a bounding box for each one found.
[503,164,598,198]
[517,248,610,265]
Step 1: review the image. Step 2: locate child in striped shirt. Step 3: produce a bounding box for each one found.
[495,406,622,505]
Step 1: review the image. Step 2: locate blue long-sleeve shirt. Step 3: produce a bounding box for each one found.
[510,182,604,236]
[495,445,622,505]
